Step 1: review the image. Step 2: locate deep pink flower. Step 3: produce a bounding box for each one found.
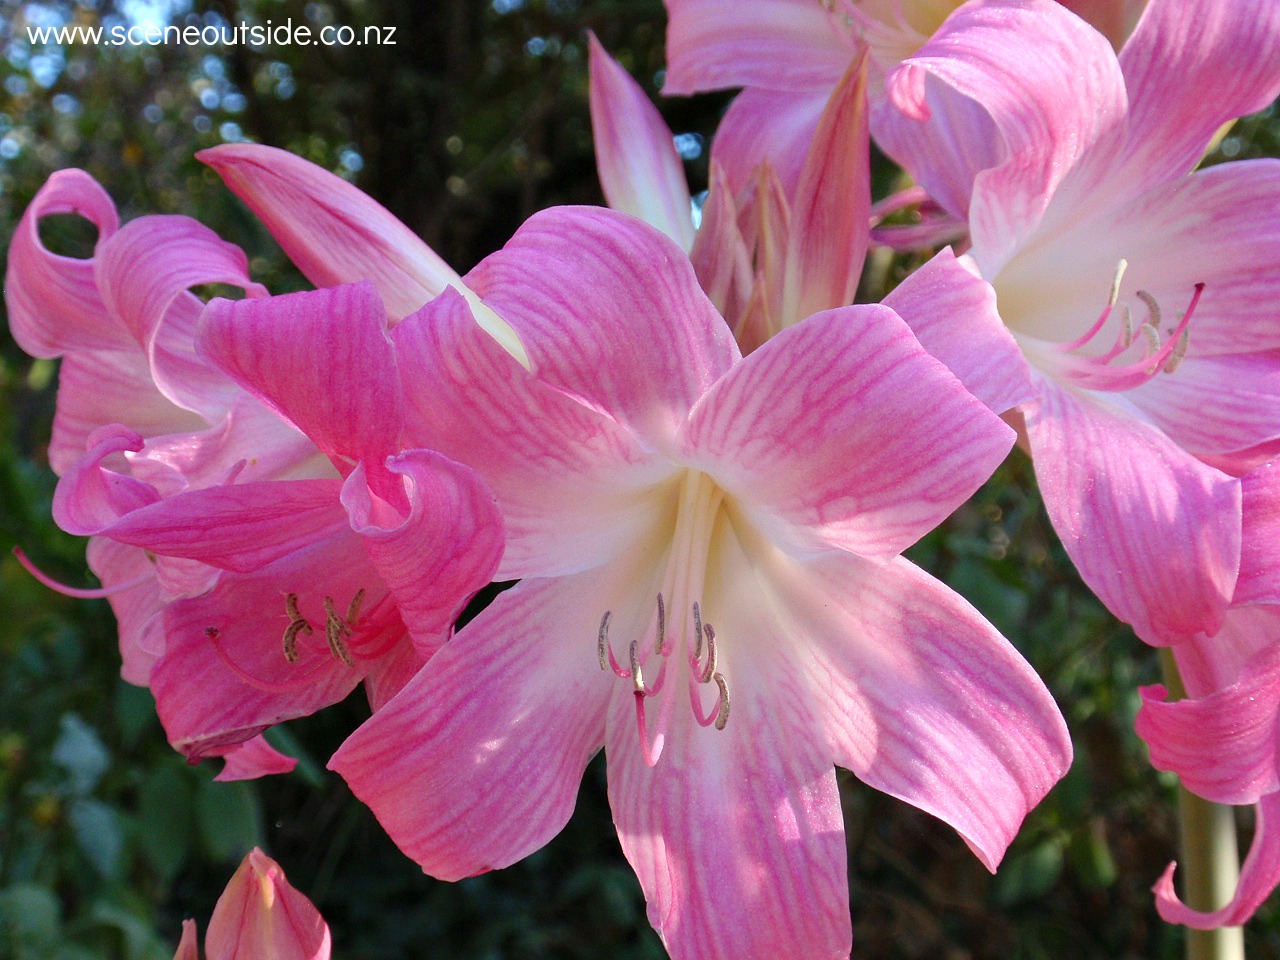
[6,170,504,766]
[173,848,330,960]
[330,206,1071,960]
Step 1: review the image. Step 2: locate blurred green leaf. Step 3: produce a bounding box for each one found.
[51,714,110,797]
[69,800,124,879]
[195,778,262,863]
[137,765,194,885]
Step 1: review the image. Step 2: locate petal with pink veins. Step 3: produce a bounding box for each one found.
[882,247,1033,415]
[1024,379,1240,644]
[1155,793,1280,930]
[330,570,622,881]
[86,538,165,686]
[681,303,1014,559]
[1238,463,1280,606]
[688,162,753,322]
[710,86,828,204]
[662,0,850,95]
[198,282,402,483]
[5,168,128,357]
[341,451,504,658]
[198,143,459,319]
[53,426,162,536]
[588,35,695,252]
[205,848,331,960]
[214,735,298,782]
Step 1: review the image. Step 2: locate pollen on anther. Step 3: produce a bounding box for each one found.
[700,623,718,684]
[629,639,645,693]
[692,601,704,659]
[597,611,613,670]
[1136,289,1161,331]
[713,672,731,730]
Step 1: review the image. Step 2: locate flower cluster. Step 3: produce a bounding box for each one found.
[6,0,1280,956]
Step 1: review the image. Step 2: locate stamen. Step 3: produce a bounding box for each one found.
[282,618,312,664]
[323,596,355,667]
[285,593,304,622]
[1108,259,1128,309]
[597,610,612,670]
[692,601,704,659]
[700,623,718,684]
[713,672,731,730]
[1164,328,1190,374]
[629,639,645,693]
[1141,322,1161,358]
[633,691,665,767]
[13,546,151,599]
[1119,304,1134,349]
[346,588,365,625]
[1136,289,1161,331]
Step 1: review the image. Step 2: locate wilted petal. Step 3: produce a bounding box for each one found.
[1024,380,1240,644]
[341,451,503,658]
[682,304,1013,559]
[662,0,849,95]
[393,289,672,580]
[330,572,618,880]
[206,848,331,960]
[215,735,298,782]
[5,168,128,357]
[588,35,695,252]
[199,143,459,319]
[1155,793,1280,930]
[882,247,1033,415]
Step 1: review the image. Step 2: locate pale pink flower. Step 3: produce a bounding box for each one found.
[330,206,1071,960]
[873,0,1280,645]
[172,848,330,960]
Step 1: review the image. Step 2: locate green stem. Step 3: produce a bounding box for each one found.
[1159,649,1246,960]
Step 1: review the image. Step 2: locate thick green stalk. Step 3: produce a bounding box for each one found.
[1159,648,1246,960]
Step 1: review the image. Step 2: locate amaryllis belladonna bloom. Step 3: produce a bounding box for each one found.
[330,206,1072,960]
[173,848,330,960]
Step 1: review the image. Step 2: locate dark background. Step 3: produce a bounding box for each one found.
[1,2,1278,957]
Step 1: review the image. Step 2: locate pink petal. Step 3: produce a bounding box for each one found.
[1024,379,1240,644]
[361,636,426,713]
[198,143,459,319]
[1116,0,1280,189]
[662,0,850,95]
[52,426,162,536]
[1239,463,1280,606]
[329,573,616,880]
[588,35,695,252]
[86,538,165,686]
[5,168,129,357]
[1173,605,1280,699]
[1137,649,1280,806]
[172,919,199,960]
[882,247,1034,415]
[48,349,205,476]
[781,51,871,325]
[1155,793,1280,930]
[761,549,1071,870]
[607,644,851,960]
[681,304,1014,559]
[688,162,753,323]
[710,86,828,203]
[465,207,739,440]
[341,451,504,658]
[879,0,1127,270]
[393,287,670,579]
[99,479,349,574]
[198,282,401,473]
[1058,0,1144,49]
[95,215,266,416]
[214,735,298,782]
[206,848,331,960]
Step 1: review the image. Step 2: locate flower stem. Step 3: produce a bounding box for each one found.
[1159,648,1246,960]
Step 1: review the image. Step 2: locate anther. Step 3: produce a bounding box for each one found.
[597,610,612,670]
[1119,303,1134,349]
[1141,322,1161,357]
[323,596,355,667]
[1136,289,1161,331]
[713,672,731,730]
[285,592,304,622]
[692,601,704,659]
[1107,259,1128,309]
[1164,328,1190,374]
[700,623,718,683]
[655,593,666,656]
[629,639,646,693]
[346,588,365,626]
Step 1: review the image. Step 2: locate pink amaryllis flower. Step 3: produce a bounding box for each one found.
[1135,464,1280,927]
[6,169,504,767]
[870,0,1280,646]
[173,847,330,960]
[330,206,1071,959]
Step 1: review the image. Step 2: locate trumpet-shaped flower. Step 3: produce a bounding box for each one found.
[173,848,330,960]
[330,207,1071,960]
[873,0,1280,645]
[6,170,504,765]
